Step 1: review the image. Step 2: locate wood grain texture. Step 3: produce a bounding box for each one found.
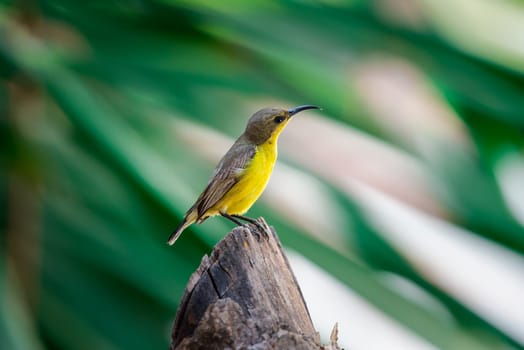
[170,218,340,350]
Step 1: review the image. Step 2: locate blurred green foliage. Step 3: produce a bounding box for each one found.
[1,1,524,349]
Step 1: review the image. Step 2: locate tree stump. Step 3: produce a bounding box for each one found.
[170,218,340,350]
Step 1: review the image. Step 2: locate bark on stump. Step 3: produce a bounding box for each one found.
[170,218,340,350]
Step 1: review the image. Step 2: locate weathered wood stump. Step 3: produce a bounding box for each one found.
[170,218,340,350]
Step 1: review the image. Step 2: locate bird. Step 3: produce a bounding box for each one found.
[167,105,320,245]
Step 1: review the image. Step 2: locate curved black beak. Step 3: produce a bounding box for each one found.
[288,105,321,117]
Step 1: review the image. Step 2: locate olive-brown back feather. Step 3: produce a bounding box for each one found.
[194,137,257,220]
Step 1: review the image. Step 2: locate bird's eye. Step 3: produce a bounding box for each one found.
[274,116,285,123]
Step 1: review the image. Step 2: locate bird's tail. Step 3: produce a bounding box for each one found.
[167,219,190,245]
[167,210,197,245]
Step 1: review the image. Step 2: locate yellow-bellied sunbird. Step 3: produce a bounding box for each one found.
[167,105,320,245]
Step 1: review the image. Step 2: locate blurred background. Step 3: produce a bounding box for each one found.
[2,0,524,349]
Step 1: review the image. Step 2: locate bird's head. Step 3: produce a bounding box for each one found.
[244,105,320,145]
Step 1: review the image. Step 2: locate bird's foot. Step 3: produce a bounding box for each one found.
[231,215,268,238]
[256,218,271,238]
[220,212,243,226]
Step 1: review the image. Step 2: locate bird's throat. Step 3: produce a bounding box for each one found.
[266,120,290,145]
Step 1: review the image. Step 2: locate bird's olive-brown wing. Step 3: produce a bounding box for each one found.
[194,141,256,220]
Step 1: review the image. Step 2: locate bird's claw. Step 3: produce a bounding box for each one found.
[254,218,271,239]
